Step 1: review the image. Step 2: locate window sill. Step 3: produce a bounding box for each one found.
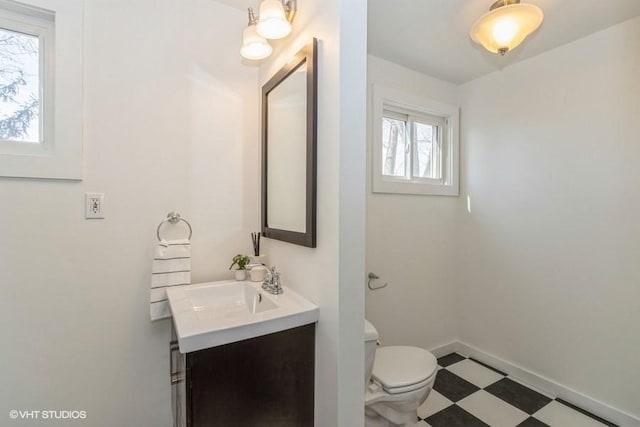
[372,180,459,196]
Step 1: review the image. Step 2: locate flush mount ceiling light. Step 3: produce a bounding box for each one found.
[240,0,297,60]
[470,0,543,56]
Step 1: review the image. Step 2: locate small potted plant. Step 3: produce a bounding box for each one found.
[229,254,251,280]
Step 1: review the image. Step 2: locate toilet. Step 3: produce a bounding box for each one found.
[364,320,438,427]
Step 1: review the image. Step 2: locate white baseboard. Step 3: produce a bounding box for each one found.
[428,341,459,358]
[429,341,640,427]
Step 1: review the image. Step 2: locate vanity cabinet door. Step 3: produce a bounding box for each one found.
[186,323,315,427]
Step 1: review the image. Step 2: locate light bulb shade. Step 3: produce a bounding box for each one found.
[256,0,292,39]
[470,4,543,54]
[241,24,273,60]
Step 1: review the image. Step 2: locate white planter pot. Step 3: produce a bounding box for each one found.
[235,269,247,281]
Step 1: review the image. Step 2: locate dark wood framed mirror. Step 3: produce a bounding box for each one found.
[261,39,317,248]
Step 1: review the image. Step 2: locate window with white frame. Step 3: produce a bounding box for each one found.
[373,85,459,196]
[0,8,52,146]
[0,0,83,180]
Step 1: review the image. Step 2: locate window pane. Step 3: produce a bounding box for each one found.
[0,27,40,143]
[382,117,407,178]
[413,122,440,179]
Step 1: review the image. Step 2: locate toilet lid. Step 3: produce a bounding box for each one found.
[371,346,437,393]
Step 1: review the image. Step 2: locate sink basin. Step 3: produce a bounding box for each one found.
[188,281,277,316]
[167,280,318,353]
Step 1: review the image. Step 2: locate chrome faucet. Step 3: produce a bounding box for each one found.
[247,263,283,295]
[269,268,283,295]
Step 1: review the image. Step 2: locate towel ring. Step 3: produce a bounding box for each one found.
[157,211,192,242]
[367,272,388,291]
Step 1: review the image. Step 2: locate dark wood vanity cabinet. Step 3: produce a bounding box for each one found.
[176,324,315,427]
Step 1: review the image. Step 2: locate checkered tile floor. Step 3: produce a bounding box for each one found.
[415,353,617,427]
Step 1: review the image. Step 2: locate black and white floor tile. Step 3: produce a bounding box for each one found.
[415,353,617,427]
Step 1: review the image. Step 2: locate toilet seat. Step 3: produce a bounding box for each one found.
[371,346,437,395]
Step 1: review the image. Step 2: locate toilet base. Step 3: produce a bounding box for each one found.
[364,406,418,427]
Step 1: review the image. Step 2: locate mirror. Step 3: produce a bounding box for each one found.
[262,39,317,247]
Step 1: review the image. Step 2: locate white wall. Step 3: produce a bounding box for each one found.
[457,17,640,420]
[0,1,260,425]
[365,56,459,350]
[258,1,367,426]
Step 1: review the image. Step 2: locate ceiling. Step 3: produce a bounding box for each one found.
[368,0,640,84]
[218,0,640,84]
[215,0,259,12]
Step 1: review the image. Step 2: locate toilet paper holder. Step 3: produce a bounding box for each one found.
[367,272,388,291]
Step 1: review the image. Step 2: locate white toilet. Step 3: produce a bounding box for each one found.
[364,320,438,427]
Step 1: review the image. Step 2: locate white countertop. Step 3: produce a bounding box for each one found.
[167,279,319,353]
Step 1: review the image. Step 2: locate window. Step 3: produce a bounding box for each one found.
[0,3,53,152]
[0,0,83,180]
[372,85,459,196]
[0,26,41,143]
[382,108,444,182]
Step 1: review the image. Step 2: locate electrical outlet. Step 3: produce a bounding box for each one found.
[85,193,105,219]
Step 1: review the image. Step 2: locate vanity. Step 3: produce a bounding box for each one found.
[167,280,319,427]
[165,38,320,427]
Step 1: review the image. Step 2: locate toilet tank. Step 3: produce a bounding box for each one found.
[364,319,379,390]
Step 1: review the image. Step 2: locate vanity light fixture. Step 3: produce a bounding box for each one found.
[240,8,273,60]
[470,0,543,56]
[240,0,297,60]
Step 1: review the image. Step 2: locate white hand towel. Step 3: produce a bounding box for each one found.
[150,239,191,321]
